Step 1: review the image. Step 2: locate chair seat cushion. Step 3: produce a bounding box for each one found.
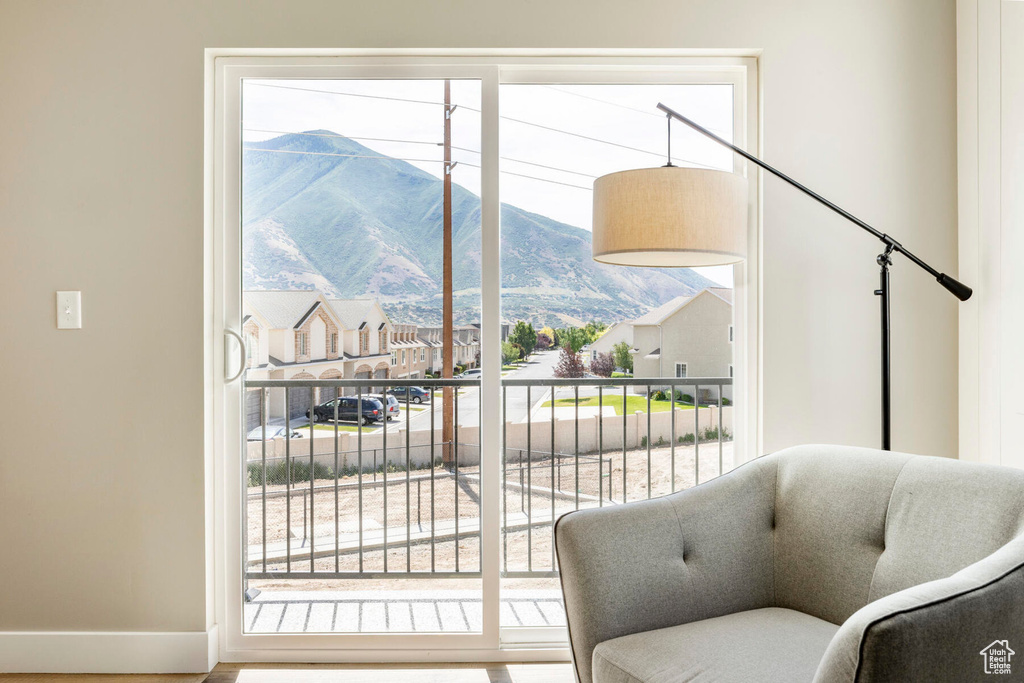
[591,607,839,683]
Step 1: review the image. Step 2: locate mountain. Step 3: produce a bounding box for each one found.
[242,130,719,326]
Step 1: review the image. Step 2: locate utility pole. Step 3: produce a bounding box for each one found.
[442,79,455,465]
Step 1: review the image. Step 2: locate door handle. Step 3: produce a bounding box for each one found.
[224,328,247,384]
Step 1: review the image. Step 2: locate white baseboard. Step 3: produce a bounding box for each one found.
[0,624,219,674]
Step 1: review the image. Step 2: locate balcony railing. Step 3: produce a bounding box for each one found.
[243,375,733,585]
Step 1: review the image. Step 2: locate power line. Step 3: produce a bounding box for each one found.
[501,171,592,191]
[242,146,466,166]
[248,81,721,168]
[245,128,441,147]
[541,85,733,138]
[242,146,595,191]
[500,115,720,170]
[450,144,597,179]
[246,133,597,179]
[246,82,482,112]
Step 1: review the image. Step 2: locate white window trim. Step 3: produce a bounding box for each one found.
[207,49,760,663]
[675,362,688,378]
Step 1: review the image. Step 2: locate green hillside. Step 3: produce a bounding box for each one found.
[242,131,719,325]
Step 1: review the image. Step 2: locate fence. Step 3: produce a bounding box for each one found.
[243,376,732,582]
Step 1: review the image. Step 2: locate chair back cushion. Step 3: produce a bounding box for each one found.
[867,456,1024,603]
[773,445,1024,625]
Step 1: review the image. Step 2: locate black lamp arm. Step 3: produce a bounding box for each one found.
[656,102,972,302]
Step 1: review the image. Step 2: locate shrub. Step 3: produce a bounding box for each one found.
[590,351,614,377]
[553,346,586,378]
[248,459,334,487]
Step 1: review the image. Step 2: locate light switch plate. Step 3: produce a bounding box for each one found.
[56,291,82,329]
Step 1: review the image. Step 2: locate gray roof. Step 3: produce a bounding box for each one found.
[327,298,379,331]
[632,295,692,326]
[244,290,321,329]
[632,287,734,326]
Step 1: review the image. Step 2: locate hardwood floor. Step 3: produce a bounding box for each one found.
[0,663,575,683]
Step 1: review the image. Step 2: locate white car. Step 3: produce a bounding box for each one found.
[456,368,482,379]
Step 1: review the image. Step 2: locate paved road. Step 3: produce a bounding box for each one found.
[397,349,560,431]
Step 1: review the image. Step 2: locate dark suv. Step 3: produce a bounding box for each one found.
[308,396,384,425]
[387,386,431,404]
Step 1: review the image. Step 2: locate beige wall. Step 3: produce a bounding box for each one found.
[0,0,957,637]
[660,292,733,379]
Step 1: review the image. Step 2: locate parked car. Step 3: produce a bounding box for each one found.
[387,386,431,404]
[368,393,400,421]
[456,368,481,380]
[308,396,384,425]
[246,425,304,441]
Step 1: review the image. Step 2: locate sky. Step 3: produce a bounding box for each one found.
[242,79,735,287]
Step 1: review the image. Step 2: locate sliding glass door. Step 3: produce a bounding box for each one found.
[213,55,756,658]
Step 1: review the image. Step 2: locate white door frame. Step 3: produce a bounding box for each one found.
[205,49,760,662]
[957,0,1024,466]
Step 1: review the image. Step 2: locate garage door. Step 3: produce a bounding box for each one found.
[288,386,312,420]
[373,368,387,394]
[245,389,263,432]
[320,386,338,404]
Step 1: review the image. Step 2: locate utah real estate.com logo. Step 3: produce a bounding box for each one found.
[980,640,1015,675]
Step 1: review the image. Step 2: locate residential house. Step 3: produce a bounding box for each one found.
[416,325,481,374]
[631,288,734,398]
[584,320,633,366]
[242,291,393,427]
[390,323,432,379]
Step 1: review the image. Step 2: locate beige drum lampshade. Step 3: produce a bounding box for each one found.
[592,166,748,267]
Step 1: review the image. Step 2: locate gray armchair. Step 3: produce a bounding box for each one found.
[554,444,1024,682]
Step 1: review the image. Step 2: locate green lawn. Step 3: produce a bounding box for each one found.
[541,395,694,415]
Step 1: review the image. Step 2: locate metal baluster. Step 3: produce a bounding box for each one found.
[574,384,579,510]
[694,383,700,486]
[334,391,339,573]
[285,387,291,574]
[260,388,267,573]
[526,385,532,571]
[622,384,627,505]
[598,386,603,507]
[479,383,483,573]
[551,383,556,569]
[430,384,435,573]
[502,384,507,575]
[647,388,652,499]
[454,385,460,572]
[671,384,676,493]
[382,387,388,574]
[357,387,363,573]
[405,388,411,573]
[718,384,724,477]
[310,386,315,571]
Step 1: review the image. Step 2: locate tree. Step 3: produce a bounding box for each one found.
[509,321,538,357]
[539,326,556,346]
[501,341,521,365]
[553,346,586,378]
[612,340,634,374]
[590,351,614,377]
[584,320,607,343]
[559,327,590,354]
[535,332,552,350]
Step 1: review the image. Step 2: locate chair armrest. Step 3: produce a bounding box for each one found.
[814,535,1024,682]
[554,455,778,683]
